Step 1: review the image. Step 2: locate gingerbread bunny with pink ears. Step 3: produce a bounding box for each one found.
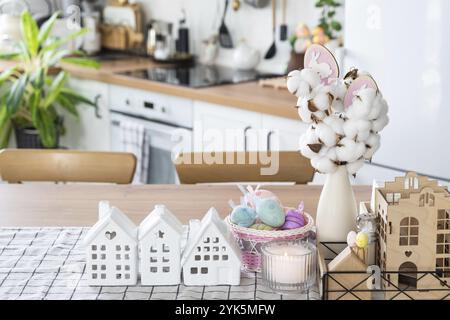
[287,44,389,176]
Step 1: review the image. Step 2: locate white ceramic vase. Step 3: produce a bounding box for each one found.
[316,166,358,242]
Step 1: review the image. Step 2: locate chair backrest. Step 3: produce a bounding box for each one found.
[175,151,314,184]
[0,149,136,184]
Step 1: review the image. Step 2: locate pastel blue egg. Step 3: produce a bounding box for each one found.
[231,205,257,228]
[257,199,285,228]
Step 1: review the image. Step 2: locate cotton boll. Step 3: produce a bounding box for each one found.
[298,105,313,123]
[304,126,319,144]
[336,138,366,162]
[343,119,372,141]
[346,159,365,175]
[367,94,382,120]
[346,97,372,120]
[315,122,337,147]
[372,114,389,132]
[363,133,381,160]
[312,92,332,111]
[331,81,347,100]
[326,147,338,162]
[299,134,317,159]
[300,68,321,88]
[297,80,312,98]
[311,156,338,174]
[355,88,377,107]
[331,98,344,112]
[323,115,345,135]
[287,72,302,95]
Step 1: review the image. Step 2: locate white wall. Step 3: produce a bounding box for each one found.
[136,0,343,73]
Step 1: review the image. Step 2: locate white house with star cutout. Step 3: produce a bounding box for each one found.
[138,205,184,285]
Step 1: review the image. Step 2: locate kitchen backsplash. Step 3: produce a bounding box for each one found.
[135,0,344,73]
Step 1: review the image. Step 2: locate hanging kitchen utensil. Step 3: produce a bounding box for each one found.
[244,0,270,8]
[219,0,233,48]
[232,0,241,11]
[264,0,276,59]
[279,0,287,41]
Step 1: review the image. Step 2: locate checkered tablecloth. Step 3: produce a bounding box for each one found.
[0,228,320,300]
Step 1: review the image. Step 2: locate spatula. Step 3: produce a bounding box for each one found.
[264,0,277,59]
[219,0,233,48]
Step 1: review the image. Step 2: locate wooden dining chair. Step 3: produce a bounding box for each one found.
[174,151,314,184]
[0,149,137,184]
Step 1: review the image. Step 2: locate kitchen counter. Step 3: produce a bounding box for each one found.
[67,58,299,120]
[0,184,371,226]
[0,58,298,120]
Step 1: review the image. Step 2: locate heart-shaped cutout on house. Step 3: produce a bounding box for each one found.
[405,250,412,257]
[105,231,116,240]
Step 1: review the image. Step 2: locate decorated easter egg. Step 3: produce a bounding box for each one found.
[249,189,280,208]
[347,231,357,247]
[355,231,369,248]
[250,223,274,231]
[230,205,257,228]
[256,198,285,228]
[281,208,307,230]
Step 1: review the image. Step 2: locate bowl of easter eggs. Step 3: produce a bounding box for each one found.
[226,186,315,272]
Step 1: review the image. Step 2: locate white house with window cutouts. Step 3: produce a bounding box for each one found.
[138,205,183,285]
[83,201,138,286]
[182,207,241,286]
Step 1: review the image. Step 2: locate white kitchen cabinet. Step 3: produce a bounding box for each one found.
[193,101,262,152]
[60,78,111,151]
[261,114,307,152]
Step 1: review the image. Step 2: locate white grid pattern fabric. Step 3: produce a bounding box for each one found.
[0,228,320,300]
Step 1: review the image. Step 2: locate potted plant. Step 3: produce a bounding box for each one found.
[0,10,99,149]
[315,0,342,51]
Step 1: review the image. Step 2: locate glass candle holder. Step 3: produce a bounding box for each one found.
[261,240,317,293]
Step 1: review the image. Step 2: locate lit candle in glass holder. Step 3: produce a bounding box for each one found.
[261,240,317,293]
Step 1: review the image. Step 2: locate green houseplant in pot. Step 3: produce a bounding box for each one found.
[0,11,99,149]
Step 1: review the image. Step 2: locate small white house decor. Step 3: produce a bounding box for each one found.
[182,207,241,286]
[139,205,183,286]
[83,201,138,286]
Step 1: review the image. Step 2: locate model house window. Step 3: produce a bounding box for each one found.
[404,177,419,189]
[437,210,450,230]
[386,193,401,204]
[436,234,450,254]
[399,217,419,246]
[436,257,450,278]
[420,193,435,207]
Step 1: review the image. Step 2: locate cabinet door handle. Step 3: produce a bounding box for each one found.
[94,94,102,119]
[243,126,252,152]
[267,130,275,152]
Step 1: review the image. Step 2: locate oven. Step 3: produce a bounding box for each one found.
[109,85,193,184]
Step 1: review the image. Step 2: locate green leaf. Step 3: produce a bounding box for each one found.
[60,57,100,69]
[60,88,96,107]
[0,105,12,148]
[0,52,21,60]
[43,71,68,108]
[20,11,39,56]
[37,12,60,46]
[41,28,88,53]
[57,94,79,118]
[0,67,17,86]
[331,20,342,31]
[328,10,336,18]
[30,67,45,89]
[6,74,29,115]
[46,49,73,67]
[32,108,56,148]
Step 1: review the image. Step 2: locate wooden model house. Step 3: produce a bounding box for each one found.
[83,201,138,286]
[371,172,450,299]
[181,207,241,286]
[323,246,371,300]
[138,205,183,285]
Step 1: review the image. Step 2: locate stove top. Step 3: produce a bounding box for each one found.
[117,64,281,88]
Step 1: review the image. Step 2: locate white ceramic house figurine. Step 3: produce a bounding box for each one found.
[182,207,241,286]
[83,201,138,286]
[138,205,184,285]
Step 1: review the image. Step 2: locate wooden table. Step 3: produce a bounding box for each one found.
[0,184,371,227]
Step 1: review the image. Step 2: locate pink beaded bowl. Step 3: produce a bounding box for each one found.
[226,212,315,272]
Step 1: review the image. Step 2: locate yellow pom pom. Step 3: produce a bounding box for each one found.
[355,231,369,248]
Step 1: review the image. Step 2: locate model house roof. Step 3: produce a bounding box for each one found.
[138,205,183,240]
[328,246,367,272]
[181,207,240,266]
[83,201,138,246]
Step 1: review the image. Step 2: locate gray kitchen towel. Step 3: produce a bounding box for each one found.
[119,121,146,184]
